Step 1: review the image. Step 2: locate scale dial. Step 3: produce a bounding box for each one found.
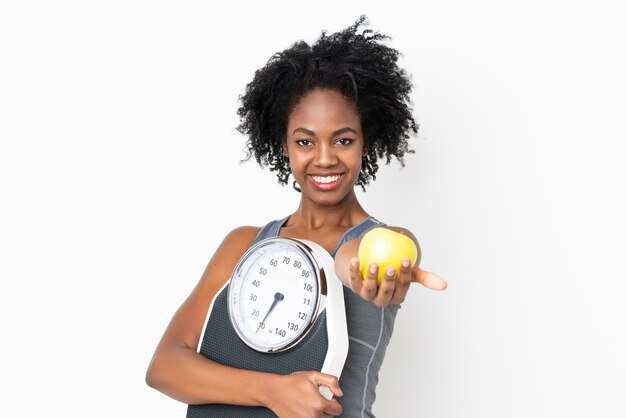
[227,237,327,353]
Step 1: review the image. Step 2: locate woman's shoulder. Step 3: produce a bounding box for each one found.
[222,216,284,243]
[226,225,262,238]
[219,225,262,251]
[218,217,283,252]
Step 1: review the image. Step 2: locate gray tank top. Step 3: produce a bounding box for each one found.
[253,216,400,418]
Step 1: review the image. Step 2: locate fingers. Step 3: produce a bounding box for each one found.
[412,267,448,290]
[311,372,343,398]
[360,263,379,302]
[323,399,343,417]
[351,258,415,307]
[313,372,344,416]
[312,373,343,416]
[277,371,343,417]
[351,258,448,310]
[373,266,395,307]
[390,258,413,304]
[348,258,363,294]
[349,258,378,302]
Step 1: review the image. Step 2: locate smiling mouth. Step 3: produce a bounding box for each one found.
[308,173,344,190]
[310,174,342,184]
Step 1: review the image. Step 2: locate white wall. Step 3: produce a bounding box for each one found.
[1,1,624,417]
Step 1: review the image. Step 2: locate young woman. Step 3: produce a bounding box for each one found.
[146,16,447,417]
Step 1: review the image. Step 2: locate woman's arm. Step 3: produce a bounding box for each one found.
[146,226,343,416]
[334,226,447,307]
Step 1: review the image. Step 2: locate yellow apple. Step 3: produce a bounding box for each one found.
[358,227,418,285]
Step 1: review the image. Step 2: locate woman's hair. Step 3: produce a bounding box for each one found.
[237,15,418,190]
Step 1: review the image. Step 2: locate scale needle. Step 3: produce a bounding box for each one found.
[257,292,284,333]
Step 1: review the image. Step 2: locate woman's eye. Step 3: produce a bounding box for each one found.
[296,139,313,147]
[336,138,353,145]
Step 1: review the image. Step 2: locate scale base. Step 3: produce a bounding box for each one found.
[187,286,329,417]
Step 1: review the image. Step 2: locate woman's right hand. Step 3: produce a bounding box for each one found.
[266,371,343,418]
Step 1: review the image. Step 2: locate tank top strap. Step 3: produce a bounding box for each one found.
[251,216,289,245]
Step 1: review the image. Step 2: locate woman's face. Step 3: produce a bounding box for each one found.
[284,88,364,207]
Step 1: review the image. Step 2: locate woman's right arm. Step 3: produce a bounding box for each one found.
[145,226,343,416]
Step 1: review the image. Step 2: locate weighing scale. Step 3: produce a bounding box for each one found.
[187,236,349,417]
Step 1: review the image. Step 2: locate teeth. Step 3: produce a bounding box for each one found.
[312,175,340,184]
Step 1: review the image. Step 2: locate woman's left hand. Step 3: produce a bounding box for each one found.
[348,257,447,307]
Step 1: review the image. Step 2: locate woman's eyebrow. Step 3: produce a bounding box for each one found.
[292,127,315,135]
[292,127,357,136]
[332,127,357,136]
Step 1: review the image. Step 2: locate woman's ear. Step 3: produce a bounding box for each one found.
[282,140,289,158]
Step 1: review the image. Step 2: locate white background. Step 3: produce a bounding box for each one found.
[1,1,625,417]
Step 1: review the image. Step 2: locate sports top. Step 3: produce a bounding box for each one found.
[255,216,401,418]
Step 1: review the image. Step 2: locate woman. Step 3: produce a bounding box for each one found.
[146,16,446,417]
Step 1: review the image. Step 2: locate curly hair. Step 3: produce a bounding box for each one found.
[237,15,418,190]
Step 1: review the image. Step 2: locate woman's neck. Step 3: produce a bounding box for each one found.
[286,192,368,231]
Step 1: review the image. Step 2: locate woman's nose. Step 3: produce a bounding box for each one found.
[316,143,338,167]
